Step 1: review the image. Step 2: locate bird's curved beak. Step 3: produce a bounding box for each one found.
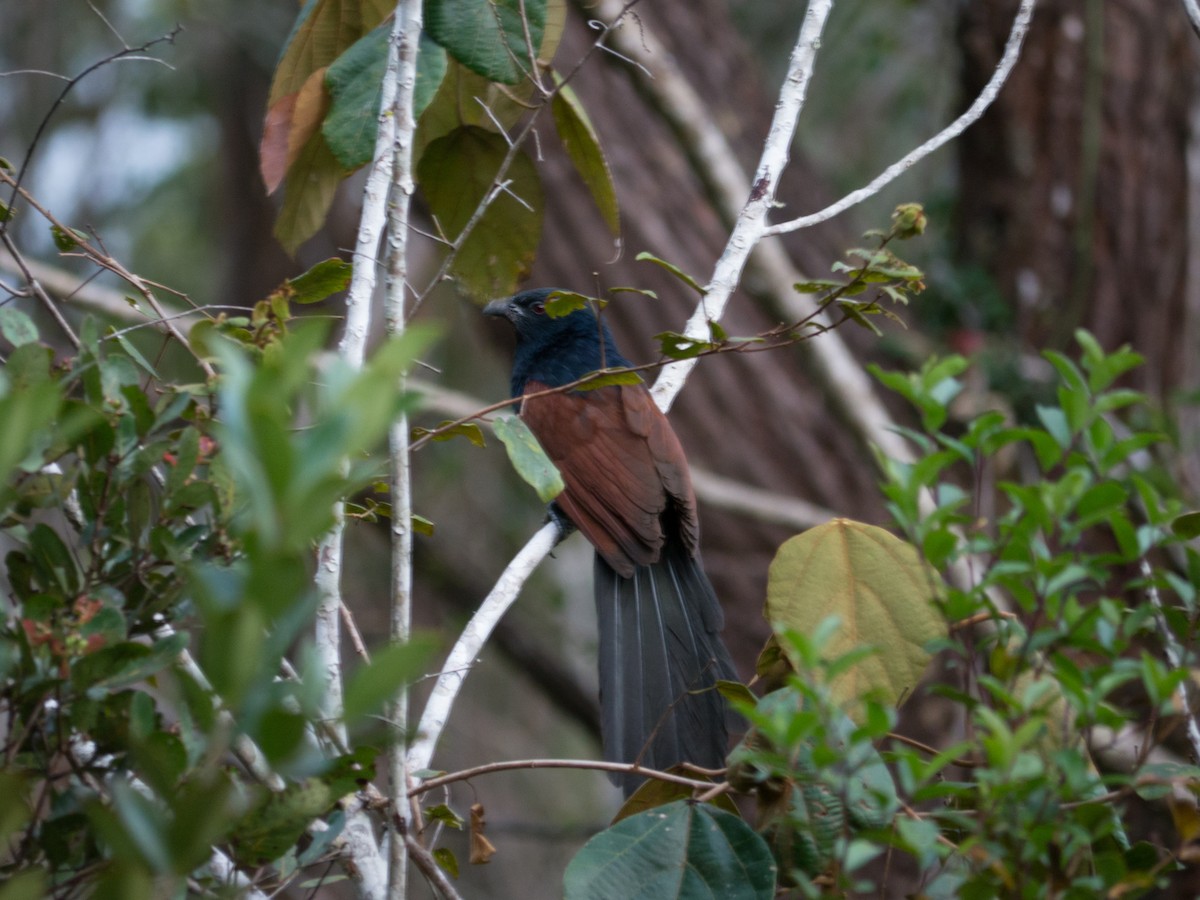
[482,299,511,320]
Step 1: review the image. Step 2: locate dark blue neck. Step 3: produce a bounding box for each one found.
[510,311,631,397]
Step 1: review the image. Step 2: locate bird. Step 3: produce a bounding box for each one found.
[483,287,738,795]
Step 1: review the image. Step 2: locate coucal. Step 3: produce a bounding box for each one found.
[484,287,738,794]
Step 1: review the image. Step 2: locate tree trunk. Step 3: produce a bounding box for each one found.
[957,0,1197,402]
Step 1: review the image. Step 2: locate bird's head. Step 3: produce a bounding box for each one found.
[482,288,589,343]
[483,288,631,390]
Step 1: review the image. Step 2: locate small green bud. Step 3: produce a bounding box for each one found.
[890,203,927,239]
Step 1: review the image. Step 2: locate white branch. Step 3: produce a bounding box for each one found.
[407,522,561,773]
[207,847,269,900]
[648,0,834,412]
[764,0,1036,237]
[1142,558,1200,761]
[1182,0,1200,40]
[382,0,423,897]
[309,1,416,896]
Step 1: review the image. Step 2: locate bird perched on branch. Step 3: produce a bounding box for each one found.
[484,287,738,795]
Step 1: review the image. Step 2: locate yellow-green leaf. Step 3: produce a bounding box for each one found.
[611,769,739,825]
[551,80,619,236]
[415,61,534,163]
[493,415,562,503]
[268,0,367,106]
[274,132,343,255]
[416,126,543,299]
[765,519,945,712]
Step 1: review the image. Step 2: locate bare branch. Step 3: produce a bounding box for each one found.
[404,830,464,900]
[764,0,1037,237]
[407,522,562,774]
[409,755,717,797]
[1181,0,1200,41]
[382,1,426,897]
[1142,557,1200,761]
[0,171,214,377]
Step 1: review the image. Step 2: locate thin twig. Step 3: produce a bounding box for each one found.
[409,756,719,797]
[1142,557,1200,761]
[404,830,463,900]
[407,522,561,774]
[0,231,81,348]
[764,0,1037,236]
[0,171,213,377]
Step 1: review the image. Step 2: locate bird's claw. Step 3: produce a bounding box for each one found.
[546,502,576,547]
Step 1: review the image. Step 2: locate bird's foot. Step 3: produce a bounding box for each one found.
[545,502,576,547]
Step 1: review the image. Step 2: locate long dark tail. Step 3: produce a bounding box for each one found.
[594,538,738,795]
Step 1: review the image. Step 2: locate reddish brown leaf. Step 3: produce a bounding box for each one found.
[261,93,297,194]
[469,803,497,864]
[289,67,332,171]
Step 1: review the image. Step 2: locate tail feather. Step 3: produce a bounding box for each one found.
[594,539,738,795]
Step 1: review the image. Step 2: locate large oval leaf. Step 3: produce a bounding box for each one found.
[765,519,945,709]
[564,800,775,900]
[273,132,343,254]
[425,0,546,85]
[416,126,543,298]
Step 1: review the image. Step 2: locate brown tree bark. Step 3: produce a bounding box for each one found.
[957,0,1197,401]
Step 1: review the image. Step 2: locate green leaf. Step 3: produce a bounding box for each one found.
[342,636,436,727]
[231,778,336,865]
[411,420,486,447]
[0,869,44,900]
[415,60,532,160]
[425,0,547,85]
[655,331,717,360]
[287,258,353,304]
[793,279,844,293]
[1035,403,1072,450]
[110,331,159,378]
[493,414,563,503]
[268,0,376,107]
[544,290,600,318]
[1173,512,1200,540]
[574,370,644,391]
[612,770,739,825]
[77,633,188,697]
[564,800,776,900]
[433,846,460,878]
[425,803,465,830]
[0,379,59,486]
[0,308,39,347]
[608,286,657,300]
[765,519,946,713]
[417,127,543,299]
[551,80,619,236]
[635,252,707,295]
[324,27,447,171]
[50,225,87,252]
[0,772,31,845]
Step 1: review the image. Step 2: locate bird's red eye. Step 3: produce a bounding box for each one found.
[531,302,546,315]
